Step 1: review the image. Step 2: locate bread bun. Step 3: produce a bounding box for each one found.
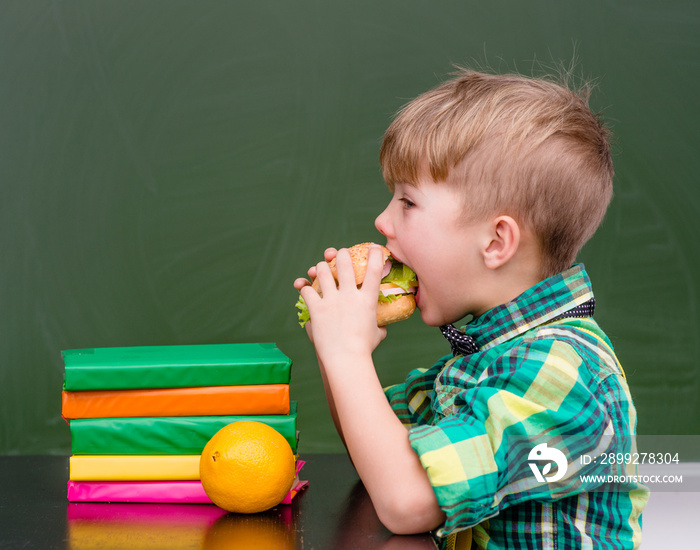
[377,294,416,326]
[311,242,416,326]
[312,242,390,292]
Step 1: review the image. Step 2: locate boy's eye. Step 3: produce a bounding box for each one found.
[400,198,415,209]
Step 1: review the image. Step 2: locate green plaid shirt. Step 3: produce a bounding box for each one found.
[385,265,648,549]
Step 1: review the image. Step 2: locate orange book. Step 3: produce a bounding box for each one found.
[62,384,289,419]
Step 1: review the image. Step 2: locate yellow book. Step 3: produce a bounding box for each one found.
[69,455,201,481]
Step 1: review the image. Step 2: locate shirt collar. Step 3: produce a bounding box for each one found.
[462,264,594,351]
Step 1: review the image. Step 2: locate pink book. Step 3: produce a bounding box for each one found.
[67,461,308,505]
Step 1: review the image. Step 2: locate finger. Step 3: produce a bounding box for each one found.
[293,277,311,291]
[362,244,385,292]
[300,284,319,307]
[334,248,356,289]
[323,247,338,262]
[306,247,337,281]
[304,320,314,344]
[314,259,337,294]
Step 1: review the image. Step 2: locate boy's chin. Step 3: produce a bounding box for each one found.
[419,305,473,327]
[415,290,469,326]
[418,308,450,327]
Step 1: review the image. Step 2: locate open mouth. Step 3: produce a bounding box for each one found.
[379,250,418,299]
[389,256,420,305]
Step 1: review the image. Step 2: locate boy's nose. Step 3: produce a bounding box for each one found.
[374,207,391,238]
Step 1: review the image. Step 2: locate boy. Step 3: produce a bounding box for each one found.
[294,69,648,549]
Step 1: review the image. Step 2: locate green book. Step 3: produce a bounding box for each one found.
[62,343,291,390]
[70,403,298,454]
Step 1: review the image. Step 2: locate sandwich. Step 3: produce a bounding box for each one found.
[295,242,418,327]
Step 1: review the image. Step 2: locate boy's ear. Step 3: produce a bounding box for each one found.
[483,215,520,270]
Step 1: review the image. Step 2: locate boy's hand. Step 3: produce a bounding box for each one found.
[293,247,337,345]
[293,245,444,535]
[296,245,387,361]
[293,247,338,294]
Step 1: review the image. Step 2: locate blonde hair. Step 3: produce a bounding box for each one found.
[380,69,614,277]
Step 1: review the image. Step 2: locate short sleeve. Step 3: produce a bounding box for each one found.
[408,338,615,536]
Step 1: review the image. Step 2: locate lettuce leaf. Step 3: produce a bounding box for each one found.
[381,261,417,292]
[294,260,417,328]
[378,292,401,304]
[295,296,310,327]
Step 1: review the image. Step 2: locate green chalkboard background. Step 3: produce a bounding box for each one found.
[2,1,699,456]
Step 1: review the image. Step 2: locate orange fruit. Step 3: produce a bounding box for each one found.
[199,421,296,514]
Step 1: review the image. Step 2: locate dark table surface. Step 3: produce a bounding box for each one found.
[0,454,437,549]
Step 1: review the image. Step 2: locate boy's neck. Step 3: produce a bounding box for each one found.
[474,232,543,317]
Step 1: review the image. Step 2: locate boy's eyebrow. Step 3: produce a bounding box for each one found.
[393,180,423,193]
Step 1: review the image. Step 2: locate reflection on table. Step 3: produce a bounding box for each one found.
[67,502,295,549]
[65,481,436,549]
[1,455,437,549]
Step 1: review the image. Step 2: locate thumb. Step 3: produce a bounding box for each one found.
[304,320,315,345]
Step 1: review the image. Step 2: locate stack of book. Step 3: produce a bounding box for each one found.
[62,342,306,504]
